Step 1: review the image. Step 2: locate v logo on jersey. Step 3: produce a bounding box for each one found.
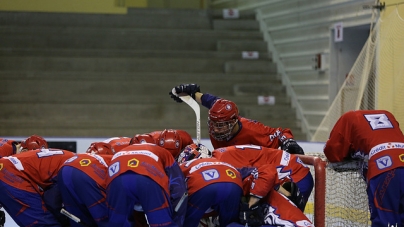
[109,162,120,177]
[202,169,219,181]
[376,156,392,170]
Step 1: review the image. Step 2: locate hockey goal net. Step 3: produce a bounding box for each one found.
[299,154,371,227]
[311,7,404,143]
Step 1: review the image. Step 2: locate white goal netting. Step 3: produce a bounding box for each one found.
[311,7,404,142]
[303,154,370,227]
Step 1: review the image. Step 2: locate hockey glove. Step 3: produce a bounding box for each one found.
[282,182,305,211]
[169,84,201,103]
[0,210,5,227]
[239,201,265,227]
[281,139,305,155]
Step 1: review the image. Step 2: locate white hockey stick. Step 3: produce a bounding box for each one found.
[60,208,89,227]
[171,88,201,144]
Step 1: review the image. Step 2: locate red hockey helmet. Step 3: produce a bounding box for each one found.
[20,135,48,151]
[208,99,239,141]
[130,134,156,145]
[157,129,183,158]
[86,142,115,155]
[175,130,193,149]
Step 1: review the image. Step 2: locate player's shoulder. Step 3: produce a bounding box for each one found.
[239,117,262,126]
[239,117,275,133]
[119,143,173,159]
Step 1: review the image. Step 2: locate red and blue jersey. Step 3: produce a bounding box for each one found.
[62,153,112,188]
[0,148,75,193]
[201,93,294,149]
[107,143,180,195]
[242,164,282,198]
[102,137,131,152]
[212,145,310,183]
[324,110,404,181]
[180,158,242,195]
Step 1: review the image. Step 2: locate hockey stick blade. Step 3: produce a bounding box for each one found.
[171,88,201,145]
[60,208,89,227]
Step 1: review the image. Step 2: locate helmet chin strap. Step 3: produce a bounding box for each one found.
[224,119,240,141]
[230,119,240,134]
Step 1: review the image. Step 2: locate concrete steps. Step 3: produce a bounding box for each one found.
[0,102,299,138]
[0,48,272,59]
[0,56,277,73]
[0,8,306,140]
[0,8,213,29]
[0,27,262,51]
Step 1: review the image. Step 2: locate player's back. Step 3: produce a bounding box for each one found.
[63,153,112,187]
[213,145,309,182]
[4,148,75,190]
[107,143,176,194]
[348,110,404,153]
[325,110,404,180]
[180,157,242,194]
[213,145,288,167]
[102,137,131,152]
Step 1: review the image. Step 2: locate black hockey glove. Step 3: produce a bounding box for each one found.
[239,201,265,227]
[169,84,201,103]
[282,182,306,211]
[0,210,5,227]
[281,139,305,155]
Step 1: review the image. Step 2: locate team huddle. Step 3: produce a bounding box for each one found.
[2,83,402,227]
[0,132,313,227]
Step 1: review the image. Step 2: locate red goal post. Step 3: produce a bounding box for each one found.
[297,154,371,227]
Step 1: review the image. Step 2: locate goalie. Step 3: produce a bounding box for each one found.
[324,110,404,227]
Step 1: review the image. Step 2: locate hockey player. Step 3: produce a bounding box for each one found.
[58,142,114,227]
[169,83,304,154]
[182,144,313,210]
[178,147,243,227]
[0,138,20,157]
[0,134,48,157]
[103,129,193,156]
[106,142,187,227]
[151,129,194,157]
[130,133,156,144]
[19,134,48,152]
[0,148,75,226]
[236,164,313,227]
[324,110,404,227]
[156,129,192,159]
[102,136,131,152]
[179,145,313,227]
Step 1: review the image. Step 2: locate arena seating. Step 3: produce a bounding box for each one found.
[0,8,306,140]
